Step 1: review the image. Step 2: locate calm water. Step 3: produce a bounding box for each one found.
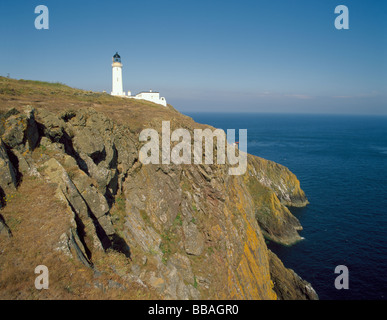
[186,112,387,300]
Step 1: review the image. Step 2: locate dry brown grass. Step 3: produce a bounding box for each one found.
[0,174,158,300]
[0,175,84,299]
[0,76,207,135]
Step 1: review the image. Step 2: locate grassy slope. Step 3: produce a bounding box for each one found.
[0,77,205,134]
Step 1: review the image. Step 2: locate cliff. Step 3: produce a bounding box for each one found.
[0,77,317,300]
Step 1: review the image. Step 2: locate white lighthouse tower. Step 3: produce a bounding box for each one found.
[109,52,167,106]
[111,52,124,96]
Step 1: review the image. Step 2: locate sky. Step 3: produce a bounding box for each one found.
[0,0,386,114]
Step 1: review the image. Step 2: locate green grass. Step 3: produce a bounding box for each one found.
[193,275,198,289]
[207,247,214,255]
[115,195,125,211]
[0,87,21,95]
[160,231,173,264]
[159,214,185,264]
[139,209,150,224]
[18,79,67,88]
[110,195,127,234]
[173,213,183,226]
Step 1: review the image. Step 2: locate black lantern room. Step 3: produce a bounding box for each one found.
[113,52,121,63]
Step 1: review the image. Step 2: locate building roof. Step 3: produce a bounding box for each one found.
[113,52,120,58]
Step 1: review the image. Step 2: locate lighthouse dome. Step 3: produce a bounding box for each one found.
[113,52,121,63]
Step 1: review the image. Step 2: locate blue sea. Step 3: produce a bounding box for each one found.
[187,112,387,300]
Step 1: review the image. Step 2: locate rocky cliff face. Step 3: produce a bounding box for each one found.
[0,79,317,300]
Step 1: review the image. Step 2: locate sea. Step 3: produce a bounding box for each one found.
[186,112,387,300]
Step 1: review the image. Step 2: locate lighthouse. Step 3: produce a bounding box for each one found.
[111,52,124,96]
[109,52,167,106]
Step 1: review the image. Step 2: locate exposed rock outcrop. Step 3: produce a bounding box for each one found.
[0,139,17,192]
[0,213,12,238]
[0,92,316,300]
[268,250,318,300]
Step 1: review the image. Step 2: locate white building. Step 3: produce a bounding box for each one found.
[110,52,167,106]
[131,90,167,107]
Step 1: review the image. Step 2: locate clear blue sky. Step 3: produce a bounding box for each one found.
[1,0,386,114]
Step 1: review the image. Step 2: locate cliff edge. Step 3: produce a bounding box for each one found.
[0,77,317,300]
